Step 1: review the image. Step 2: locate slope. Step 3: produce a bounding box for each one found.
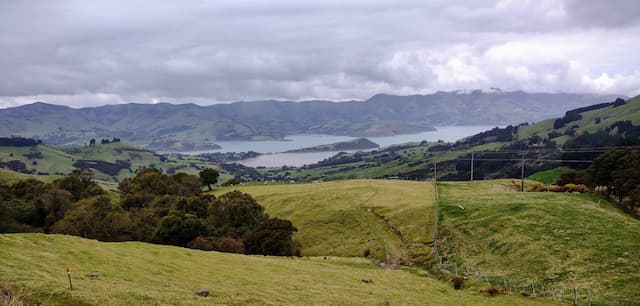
[0,233,554,305]
[214,179,436,264]
[438,180,640,300]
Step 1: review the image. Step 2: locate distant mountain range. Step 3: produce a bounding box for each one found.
[0,90,622,150]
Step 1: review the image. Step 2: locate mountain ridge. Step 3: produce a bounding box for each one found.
[0,91,623,150]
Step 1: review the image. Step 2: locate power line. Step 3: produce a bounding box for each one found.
[455,158,593,163]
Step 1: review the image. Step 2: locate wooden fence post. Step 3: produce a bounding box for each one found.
[573,287,577,306]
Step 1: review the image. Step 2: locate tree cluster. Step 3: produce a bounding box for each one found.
[0,168,299,256]
[549,148,640,212]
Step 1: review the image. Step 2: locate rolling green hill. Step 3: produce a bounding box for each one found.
[518,95,640,140]
[438,180,640,300]
[0,142,229,183]
[262,95,639,182]
[0,233,554,305]
[214,179,436,264]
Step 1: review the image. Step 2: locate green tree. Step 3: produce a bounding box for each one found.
[243,218,298,256]
[199,168,219,190]
[51,196,133,241]
[36,188,74,232]
[154,211,206,246]
[206,191,268,237]
[54,169,105,201]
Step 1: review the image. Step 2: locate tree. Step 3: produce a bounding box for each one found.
[243,218,298,256]
[199,168,219,190]
[54,169,104,201]
[154,211,206,246]
[206,191,268,237]
[51,196,133,241]
[36,188,74,232]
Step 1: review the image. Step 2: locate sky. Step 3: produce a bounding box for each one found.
[0,0,639,108]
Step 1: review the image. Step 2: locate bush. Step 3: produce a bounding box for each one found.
[244,218,298,256]
[363,248,371,258]
[187,236,244,254]
[451,276,464,290]
[564,183,590,193]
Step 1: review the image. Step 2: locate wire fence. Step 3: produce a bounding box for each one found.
[436,261,638,305]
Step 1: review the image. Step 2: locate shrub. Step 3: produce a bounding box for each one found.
[564,183,590,193]
[363,248,371,258]
[451,276,464,290]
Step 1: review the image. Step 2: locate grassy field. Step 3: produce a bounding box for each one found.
[438,180,640,300]
[0,142,225,182]
[214,179,436,264]
[526,167,566,184]
[518,95,640,140]
[0,233,557,305]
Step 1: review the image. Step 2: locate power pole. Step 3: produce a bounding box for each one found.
[470,151,474,181]
[520,153,525,192]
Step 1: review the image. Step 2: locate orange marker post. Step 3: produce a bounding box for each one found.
[67,267,72,289]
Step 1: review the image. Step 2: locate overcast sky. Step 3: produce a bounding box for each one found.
[1,0,639,108]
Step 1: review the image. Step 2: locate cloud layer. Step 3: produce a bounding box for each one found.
[1,0,639,108]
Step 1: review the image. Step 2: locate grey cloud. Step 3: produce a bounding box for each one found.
[0,0,638,108]
[564,0,640,28]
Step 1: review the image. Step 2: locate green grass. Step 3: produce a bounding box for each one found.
[527,167,567,184]
[214,179,436,263]
[517,95,640,140]
[438,180,640,300]
[0,168,60,184]
[0,142,223,183]
[0,233,556,305]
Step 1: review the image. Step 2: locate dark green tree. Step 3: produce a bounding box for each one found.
[199,168,219,190]
[51,196,133,241]
[243,218,298,256]
[206,191,268,237]
[154,211,206,246]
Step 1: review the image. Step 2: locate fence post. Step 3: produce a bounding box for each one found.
[573,287,577,306]
[587,289,591,306]
[541,284,545,297]
[532,284,536,297]
[602,294,606,306]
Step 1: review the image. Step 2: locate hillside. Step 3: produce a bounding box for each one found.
[285,137,379,153]
[0,142,230,183]
[214,179,435,264]
[261,94,640,182]
[0,234,554,305]
[0,91,618,149]
[438,180,640,301]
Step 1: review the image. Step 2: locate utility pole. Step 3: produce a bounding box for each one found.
[520,153,525,192]
[470,151,474,181]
